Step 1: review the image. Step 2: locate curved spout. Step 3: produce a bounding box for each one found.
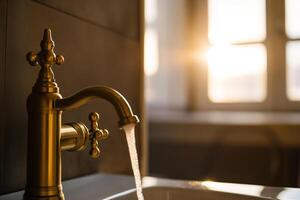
[55,86,139,128]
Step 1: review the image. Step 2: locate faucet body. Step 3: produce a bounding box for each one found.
[25,92,64,199]
[23,29,139,200]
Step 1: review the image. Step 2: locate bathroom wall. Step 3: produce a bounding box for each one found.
[0,0,146,194]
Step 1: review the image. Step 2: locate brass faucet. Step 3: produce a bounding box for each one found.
[23,29,139,200]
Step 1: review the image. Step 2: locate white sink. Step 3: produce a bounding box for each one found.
[104,177,300,200]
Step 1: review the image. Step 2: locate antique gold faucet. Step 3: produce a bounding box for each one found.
[24,29,139,200]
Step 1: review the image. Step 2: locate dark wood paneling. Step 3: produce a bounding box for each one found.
[33,0,140,41]
[0,0,8,192]
[0,0,143,194]
[150,142,275,184]
[149,121,300,187]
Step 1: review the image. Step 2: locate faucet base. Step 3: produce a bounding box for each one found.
[23,185,64,200]
[23,194,64,200]
[23,196,64,200]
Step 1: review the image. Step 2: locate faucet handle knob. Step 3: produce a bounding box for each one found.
[88,112,109,158]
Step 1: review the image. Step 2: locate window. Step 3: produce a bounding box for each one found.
[144,0,188,109]
[287,41,300,100]
[144,0,158,76]
[144,0,159,104]
[144,0,300,111]
[286,0,300,101]
[208,0,267,103]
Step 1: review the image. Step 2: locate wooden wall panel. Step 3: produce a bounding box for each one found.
[0,0,8,193]
[33,0,140,40]
[0,0,144,194]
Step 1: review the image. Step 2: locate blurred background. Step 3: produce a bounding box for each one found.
[145,0,300,187]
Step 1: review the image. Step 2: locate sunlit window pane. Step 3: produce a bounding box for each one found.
[208,0,266,44]
[208,44,267,102]
[287,41,300,100]
[285,0,300,39]
[144,29,159,76]
[145,0,157,24]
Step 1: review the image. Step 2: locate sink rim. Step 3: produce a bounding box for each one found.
[104,176,300,200]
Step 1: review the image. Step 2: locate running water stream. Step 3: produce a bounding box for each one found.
[123,124,144,200]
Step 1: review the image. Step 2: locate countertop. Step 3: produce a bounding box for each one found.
[0,173,135,200]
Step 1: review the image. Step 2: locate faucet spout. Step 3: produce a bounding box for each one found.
[55,86,139,128]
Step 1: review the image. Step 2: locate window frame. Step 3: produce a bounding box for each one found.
[184,0,300,111]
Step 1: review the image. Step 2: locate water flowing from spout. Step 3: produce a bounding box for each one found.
[123,124,144,200]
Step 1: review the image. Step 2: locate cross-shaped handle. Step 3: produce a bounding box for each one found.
[88,112,109,158]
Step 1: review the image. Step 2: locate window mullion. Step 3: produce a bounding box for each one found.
[185,0,209,111]
[266,0,287,110]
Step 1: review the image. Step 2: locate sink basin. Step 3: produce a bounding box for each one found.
[105,187,267,200]
[104,177,300,200]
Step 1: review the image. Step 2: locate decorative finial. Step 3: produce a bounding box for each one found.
[26,29,64,93]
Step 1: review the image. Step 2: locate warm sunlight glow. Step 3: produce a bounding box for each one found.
[208,0,266,44]
[144,29,159,76]
[206,0,267,103]
[207,45,266,78]
[201,181,264,197]
[207,44,267,102]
